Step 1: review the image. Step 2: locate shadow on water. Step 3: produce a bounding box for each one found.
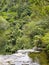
[29,51,49,65]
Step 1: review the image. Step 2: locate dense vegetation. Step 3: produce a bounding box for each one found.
[0,0,49,58]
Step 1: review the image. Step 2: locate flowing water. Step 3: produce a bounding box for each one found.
[0,48,49,65]
[0,53,40,65]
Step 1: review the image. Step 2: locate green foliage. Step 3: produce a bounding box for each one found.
[0,16,9,31]
[33,35,42,47]
[42,32,49,54]
[42,33,49,44]
[16,36,31,49]
[0,0,49,55]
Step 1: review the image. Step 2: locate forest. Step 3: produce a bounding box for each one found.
[0,0,49,60]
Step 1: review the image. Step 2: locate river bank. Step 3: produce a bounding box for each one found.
[29,51,49,65]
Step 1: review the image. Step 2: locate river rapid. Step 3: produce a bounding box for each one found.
[0,48,49,65]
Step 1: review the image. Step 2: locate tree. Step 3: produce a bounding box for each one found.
[42,32,49,54]
[33,35,42,47]
[0,16,9,31]
[16,36,31,49]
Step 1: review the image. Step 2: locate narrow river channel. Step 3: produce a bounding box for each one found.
[0,48,49,65]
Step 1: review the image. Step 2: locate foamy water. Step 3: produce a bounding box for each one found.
[0,47,40,65]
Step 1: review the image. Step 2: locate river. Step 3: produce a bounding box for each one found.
[0,48,49,65]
